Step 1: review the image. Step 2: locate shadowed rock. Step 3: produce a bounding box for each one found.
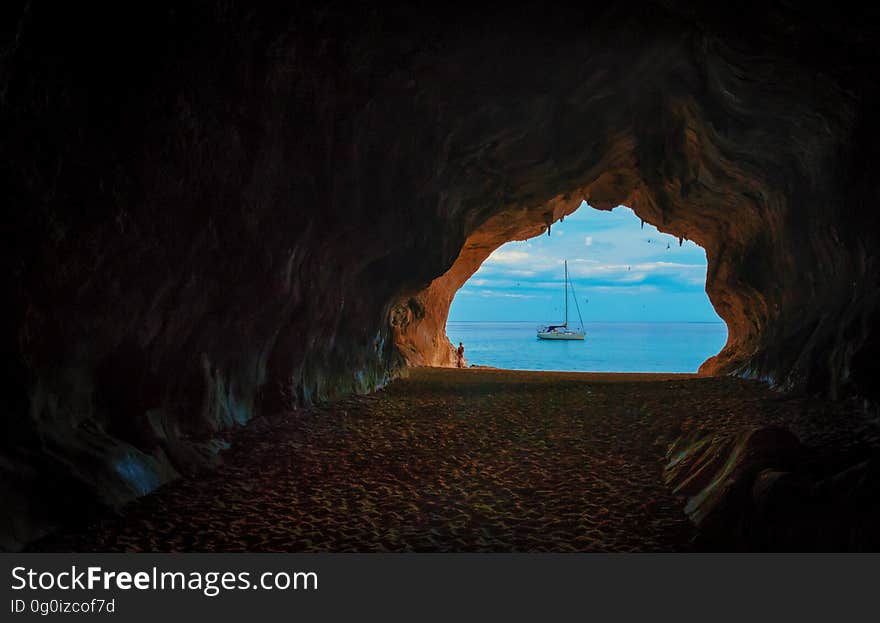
[665,427,804,528]
[667,426,880,550]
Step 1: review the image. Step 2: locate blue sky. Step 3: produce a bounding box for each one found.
[448,203,723,323]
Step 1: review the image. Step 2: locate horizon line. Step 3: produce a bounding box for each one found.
[447,319,726,324]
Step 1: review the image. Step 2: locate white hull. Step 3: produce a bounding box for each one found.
[537,331,585,340]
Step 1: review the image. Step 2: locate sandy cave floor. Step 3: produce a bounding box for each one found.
[35,367,878,552]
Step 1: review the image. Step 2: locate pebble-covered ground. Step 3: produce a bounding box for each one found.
[37,368,877,552]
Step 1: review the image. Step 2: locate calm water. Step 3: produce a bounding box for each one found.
[446,321,728,373]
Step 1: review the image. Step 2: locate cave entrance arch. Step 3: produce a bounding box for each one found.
[389,180,744,374]
[444,203,727,372]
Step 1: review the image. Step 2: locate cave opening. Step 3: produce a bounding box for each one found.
[445,202,727,372]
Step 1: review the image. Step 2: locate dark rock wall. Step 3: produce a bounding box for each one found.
[2,1,879,548]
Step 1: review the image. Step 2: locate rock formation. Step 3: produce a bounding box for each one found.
[2,1,880,548]
[665,427,880,550]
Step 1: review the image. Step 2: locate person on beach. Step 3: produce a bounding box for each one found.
[456,342,465,368]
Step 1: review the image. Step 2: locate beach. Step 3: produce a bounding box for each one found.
[37,367,872,552]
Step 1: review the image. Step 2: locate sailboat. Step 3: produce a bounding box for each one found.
[537,260,585,340]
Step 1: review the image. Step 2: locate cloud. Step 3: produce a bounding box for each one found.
[485,250,530,266]
[584,284,661,295]
[469,289,535,299]
[584,236,593,246]
[566,261,704,280]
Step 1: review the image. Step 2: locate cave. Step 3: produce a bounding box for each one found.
[3,1,880,551]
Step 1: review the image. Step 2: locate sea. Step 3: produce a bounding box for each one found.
[445,321,728,373]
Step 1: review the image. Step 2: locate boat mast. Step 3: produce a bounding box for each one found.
[564,260,568,328]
